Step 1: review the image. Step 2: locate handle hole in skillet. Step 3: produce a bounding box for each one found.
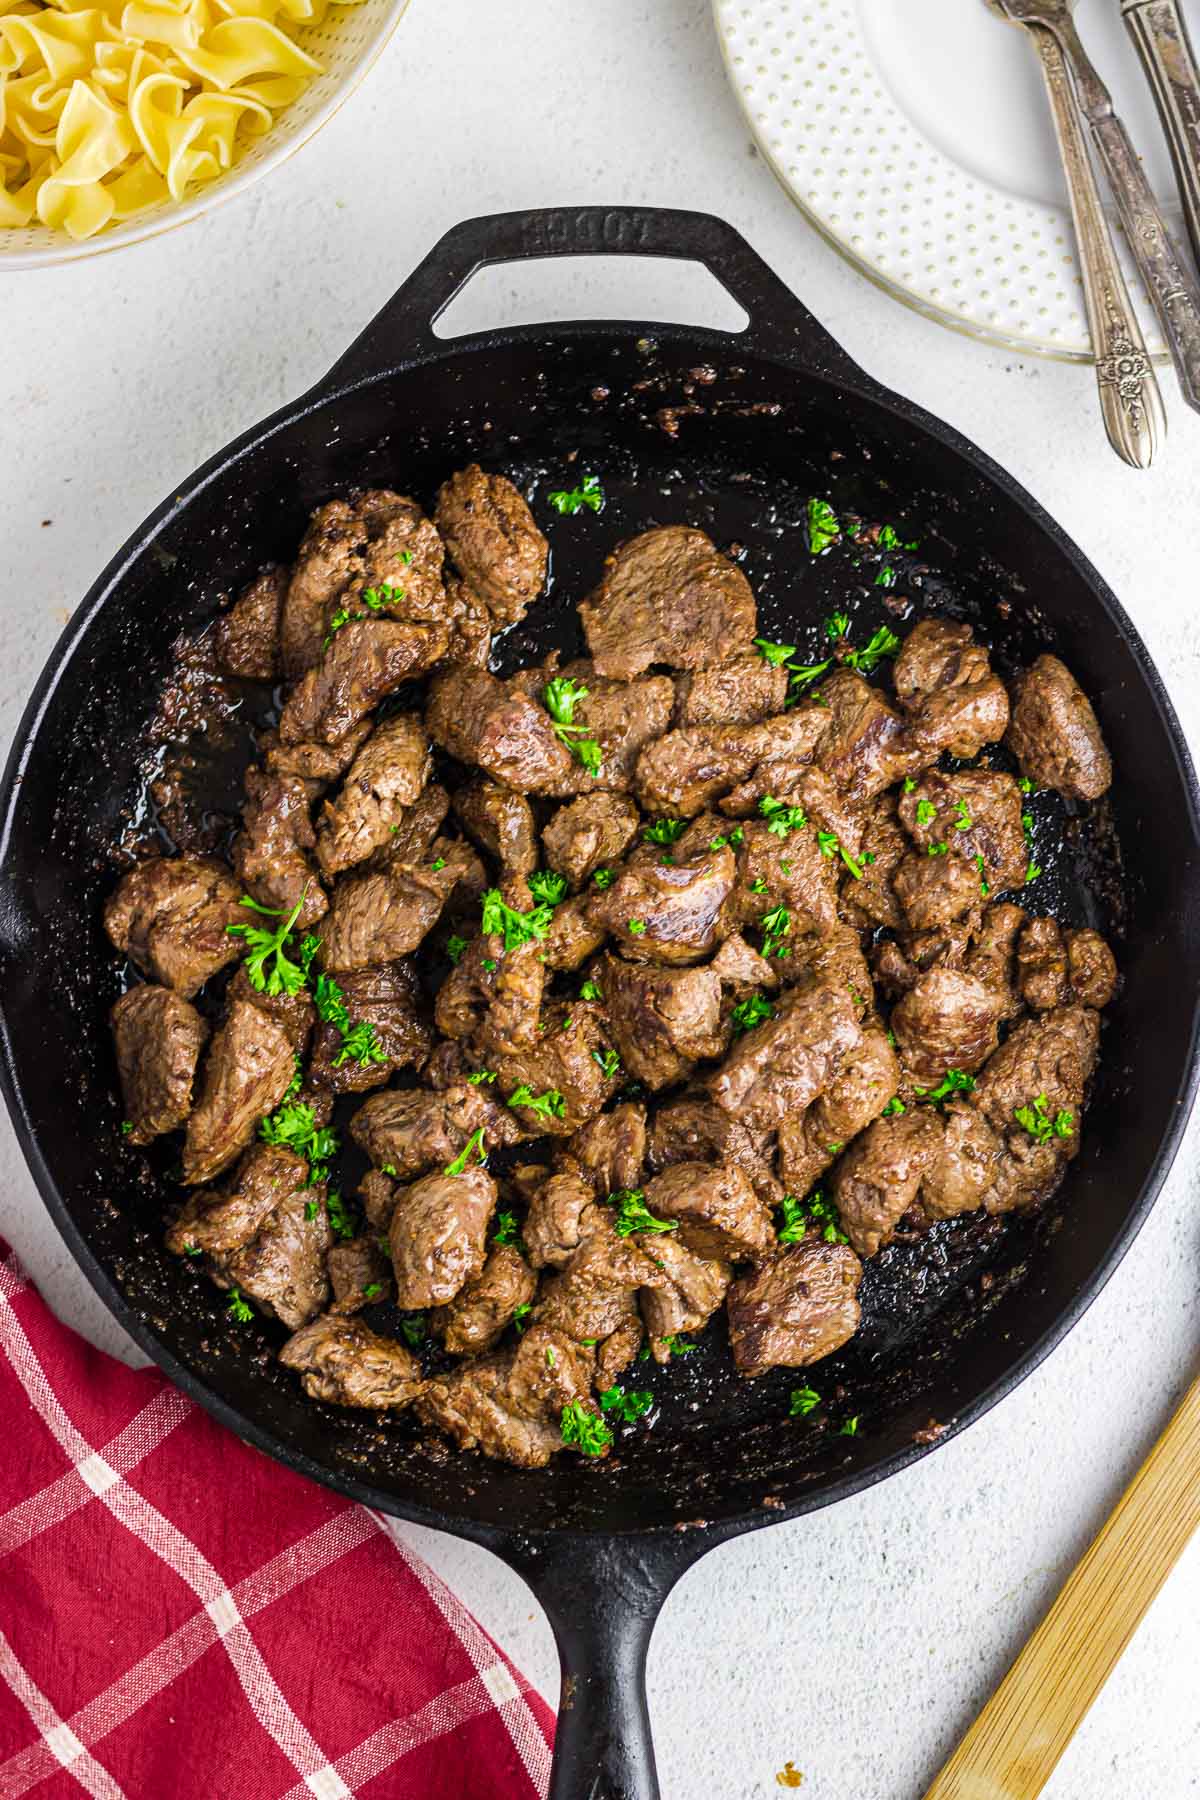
[432,255,751,339]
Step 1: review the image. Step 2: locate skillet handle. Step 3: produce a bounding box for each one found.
[319,205,871,392]
[499,1529,708,1800]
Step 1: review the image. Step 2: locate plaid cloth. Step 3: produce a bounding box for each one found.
[0,1240,554,1799]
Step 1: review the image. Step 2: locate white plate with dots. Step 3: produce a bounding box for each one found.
[713,0,1188,362]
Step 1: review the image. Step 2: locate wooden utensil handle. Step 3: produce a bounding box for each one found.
[923,1368,1200,1800]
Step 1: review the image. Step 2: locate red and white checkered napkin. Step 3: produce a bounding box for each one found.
[0,1240,554,1799]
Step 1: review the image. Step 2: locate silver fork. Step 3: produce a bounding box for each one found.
[987,0,1163,464]
[996,0,1200,415]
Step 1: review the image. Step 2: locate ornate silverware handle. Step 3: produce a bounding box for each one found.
[1048,6,1200,411]
[1122,0,1200,275]
[1032,23,1164,465]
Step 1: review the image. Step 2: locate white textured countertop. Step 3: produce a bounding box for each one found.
[4,2,1200,1795]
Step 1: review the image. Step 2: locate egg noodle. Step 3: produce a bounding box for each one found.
[0,0,360,240]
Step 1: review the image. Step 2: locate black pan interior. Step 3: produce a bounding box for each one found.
[3,326,1197,1536]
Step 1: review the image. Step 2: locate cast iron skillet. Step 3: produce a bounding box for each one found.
[2,207,1200,1799]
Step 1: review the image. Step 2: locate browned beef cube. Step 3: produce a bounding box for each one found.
[111,986,208,1145]
[542,792,640,889]
[964,902,1027,1020]
[210,1181,332,1330]
[351,1081,523,1180]
[280,491,447,679]
[166,1144,308,1256]
[435,466,548,628]
[562,1103,647,1198]
[261,720,373,793]
[544,666,677,797]
[647,1096,783,1210]
[225,965,315,1054]
[541,894,609,971]
[892,851,985,933]
[891,969,1005,1090]
[601,954,725,1089]
[363,784,451,871]
[730,819,840,941]
[635,711,829,817]
[587,845,736,964]
[709,932,781,994]
[358,1167,399,1231]
[919,1103,1007,1222]
[279,619,448,747]
[727,1241,863,1377]
[899,769,1026,895]
[641,1162,775,1261]
[307,961,432,1095]
[181,998,297,1185]
[893,619,993,707]
[675,657,788,727]
[104,856,245,998]
[707,983,861,1134]
[831,1110,945,1256]
[232,769,327,930]
[280,1316,424,1408]
[721,766,866,861]
[579,526,757,679]
[319,839,476,971]
[971,1004,1099,1193]
[813,669,915,801]
[415,1326,596,1468]
[388,1166,497,1308]
[1006,655,1112,800]
[839,793,908,930]
[214,567,286,681]
[427,666,576,792]
[314,713,431,878]
[432,1243,537,1354]
[491,1002,620,1135]
[524,1171,604,1269]
[639,1236,731,1361]
[775,924,873,1012]
[1017,918,1117,1012]
[442,571,493,667]
[452,778,538,877]
[778,1025,899,1199]
[906,675,1010,764]
[326,1234,392,1314]
[535,1221,664,1356]
[436,935,545,1055]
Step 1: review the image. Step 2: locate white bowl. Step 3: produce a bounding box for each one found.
[1,0,412,271]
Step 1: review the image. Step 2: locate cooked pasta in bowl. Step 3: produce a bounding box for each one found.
[0,0,411,265]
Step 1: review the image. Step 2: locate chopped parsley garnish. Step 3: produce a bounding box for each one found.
[492,1210,521,1246]
[600,1386,654,1424]
[445,934,468,965]
[120,1119,134,1137]
[760,904,792,959]
[333,1021,388,1070]
[754,637,797,667]
[304,1199,319,1221]
[283,1056,304,1101]
[839,1415,861,1437]
[903,776,917,794]
[227,1287,254,1323]
[953,799,973,831]
[362,1282,383,1300]
[481,887,555,950]
[226,890,313,997]
[826,611,850,640]
[380,1165,398,1177]
[1022,811,1035,841]
[399,1313,427,1348]
[259,1101,339,1183]
[609,1188,678,1238]
[806,497,841,554]
[184,1242,202,1256]
[776,1194,808,1244]
[915,1069,976,1105]
[593,1047,621,1080]
[975,853,990,898]
[1026,863,1043,884]
[543,676,602,775]
[731,992,774,1035]
[1019,776,1035,795]
[915,798,937,827]
[644,817,687,845]
[430,856,446,872]
[789,1386,821,1417]
[816,830,863,879]
[1014,1093,1074,1144]
[927,841,949,857]
[314,973,349,1032]
[547,474,604,515]
[777,1189,848,1246]
[592,867,616,890]
[361,581,406,612]
[445,1127,487,1176]
[874,566,896,589]
[845,625,901,673]
[627,918,647,935]
[560,1399,613,1455]
[660,1334,696,1356]
[325,1188,356,1241]
[528,869,569,908]
[506,1085,566,1123]
[512,1302,533,1332]
[579,979,603,1001]
[882,1096,906,1116]
[759,795,808,838]
[468,1069,498,1085]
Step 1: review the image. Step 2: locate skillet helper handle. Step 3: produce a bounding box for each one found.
[320,205,870,392]
[502,1531,703,1800]
[923,1365,1200,1800]
[1121,0,1200,274]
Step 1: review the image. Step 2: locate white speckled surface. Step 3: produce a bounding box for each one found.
[3,3,1200,1795]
